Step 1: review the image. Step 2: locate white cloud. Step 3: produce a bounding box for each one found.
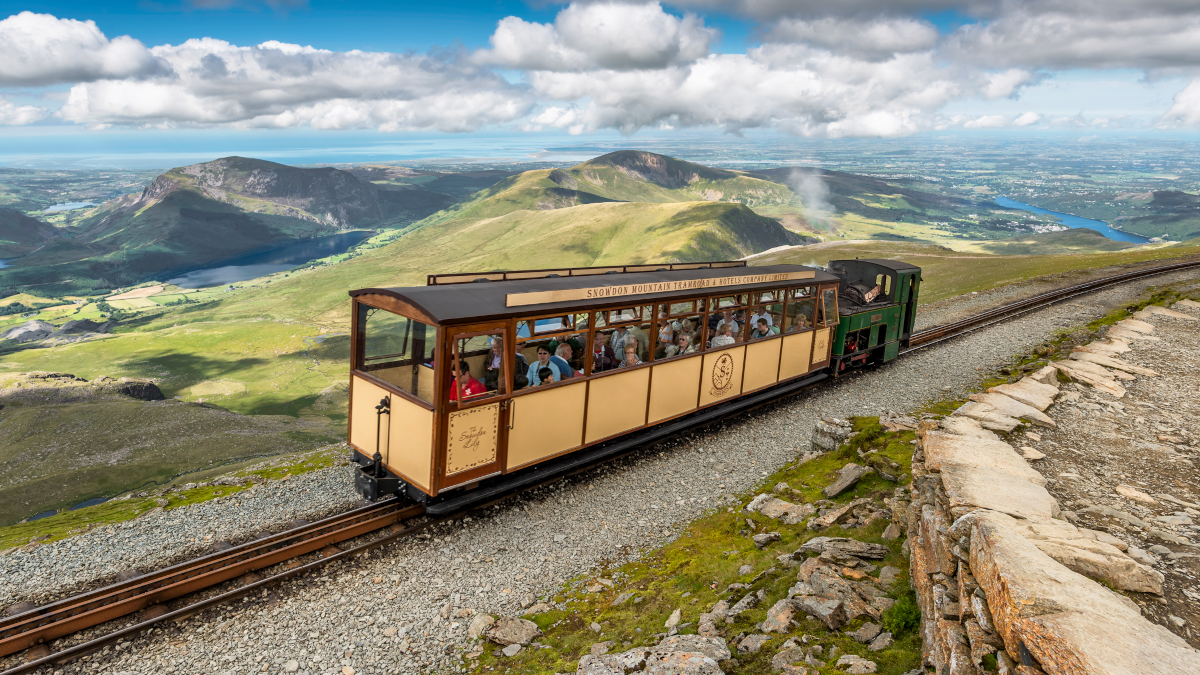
[0,96,47,125]
[763,16,939,61]
[525,44,973,137]
[963,114,1008,128]
[475,2,716,71]
[1012,111,1041,126]
[55,38,531,131]
[0,12,165,86]
[948,2,1200,71]
[1159,78,1200,128]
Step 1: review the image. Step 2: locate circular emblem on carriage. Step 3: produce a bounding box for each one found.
[711,353,735,395]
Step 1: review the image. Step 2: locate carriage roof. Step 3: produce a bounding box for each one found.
[349,263,839,325]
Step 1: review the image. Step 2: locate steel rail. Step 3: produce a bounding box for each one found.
[0,499,422,666]
[902,257,1200,353]
[3,255,1197,674]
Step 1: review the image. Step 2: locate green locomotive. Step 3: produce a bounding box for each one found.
[827,259,922,373]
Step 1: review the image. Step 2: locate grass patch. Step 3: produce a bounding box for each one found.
[0,445,344,551]
[468,419,921,675]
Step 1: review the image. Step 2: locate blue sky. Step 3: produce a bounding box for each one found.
[1,0,1199,164]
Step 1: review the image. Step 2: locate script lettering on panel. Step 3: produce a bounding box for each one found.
[812,327,830,365]
[446,405,498,475]
[505,271,816,307]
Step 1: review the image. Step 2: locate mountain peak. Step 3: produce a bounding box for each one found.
[575,150,736,188]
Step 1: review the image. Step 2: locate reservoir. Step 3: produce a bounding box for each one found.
[166,230,374,289]
[45,201,98,212]
[995,196,1150,244]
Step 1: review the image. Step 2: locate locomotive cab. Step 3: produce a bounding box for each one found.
[826,259,922,373]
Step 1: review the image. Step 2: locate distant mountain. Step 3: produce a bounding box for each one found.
[0,209,57,258]
[0,157,499,295]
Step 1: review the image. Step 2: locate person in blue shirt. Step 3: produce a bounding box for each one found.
[526,345,561,386]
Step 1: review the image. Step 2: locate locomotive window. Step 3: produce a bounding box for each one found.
[784,299,815,332]
[357,306,435,403]
[654,312,703,360]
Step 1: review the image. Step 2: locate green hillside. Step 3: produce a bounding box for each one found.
[976,228,1137,255]
[0,208,57,258]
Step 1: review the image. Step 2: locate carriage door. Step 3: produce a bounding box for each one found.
[442,323,510,490]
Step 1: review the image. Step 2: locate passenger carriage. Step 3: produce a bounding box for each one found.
[345,260,911,512]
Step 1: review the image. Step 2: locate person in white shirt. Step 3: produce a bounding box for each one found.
[710,323,735,348]
[750,308,774,328]
[715,309,738,339]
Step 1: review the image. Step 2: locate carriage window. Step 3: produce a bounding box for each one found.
[654,312,703,360]
[791,286,814,299]
[450,332,505,404]
[820,288,839,325]
[606,307,640,324]
[357,305,435,403]
[758,290,783,304]
[784,298,816,332]
[709,294,745,311]
[708,305,745,347]
[519,332,585,388]
[747,303,783,339]
[517,315,573,338]
[597,318,651,370]
[667,301,696,316]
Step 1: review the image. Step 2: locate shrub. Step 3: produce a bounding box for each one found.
[882,587,921,636]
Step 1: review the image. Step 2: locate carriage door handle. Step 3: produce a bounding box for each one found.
[507,400,516,430]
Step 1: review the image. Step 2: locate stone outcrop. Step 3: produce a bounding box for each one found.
[811,417,853,452]
[822,463,872,497]
[577,635,730,674]
[908,337,1200,674]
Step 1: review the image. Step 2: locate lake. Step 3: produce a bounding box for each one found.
[995,196,1150,244]
[165,230,374,289]
[45,201,98,212]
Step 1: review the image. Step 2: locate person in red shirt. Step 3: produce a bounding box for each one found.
[449,359,487,402]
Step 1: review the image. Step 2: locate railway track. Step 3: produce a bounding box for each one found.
[3,255,1199,674]
[904,257,1200,352]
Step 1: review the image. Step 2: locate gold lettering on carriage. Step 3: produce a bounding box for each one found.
[505,271,815,307]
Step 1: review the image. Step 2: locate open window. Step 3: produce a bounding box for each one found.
[707,294,747,347]
[450,331,506,405]
[784,287,816,333]
[357,305,435,403]
[653,301,704,360]
[818,288,839,326]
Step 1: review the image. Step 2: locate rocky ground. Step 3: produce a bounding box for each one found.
[2,269,1197,675]
[1024,295,1200,647]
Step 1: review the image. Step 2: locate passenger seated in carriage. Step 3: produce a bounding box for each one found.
[449,359,487,401]
[710,323,735,348]
[534,367,555,387]
[620,342,642,367]
[556,343,584,377]
[750,317,779,339]
[592,331,617,372]
[526,345,561,386]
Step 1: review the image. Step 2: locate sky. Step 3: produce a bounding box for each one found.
[2,0,1200,161]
